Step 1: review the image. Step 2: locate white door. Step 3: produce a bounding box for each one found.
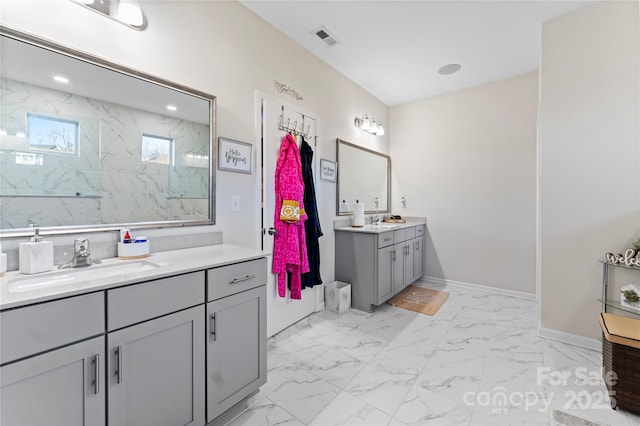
[255,92,322,338]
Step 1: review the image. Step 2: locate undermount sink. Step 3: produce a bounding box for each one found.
[364,223,400,230]
[7,260,161,293]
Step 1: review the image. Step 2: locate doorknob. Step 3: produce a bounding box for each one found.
[268,227,278,236]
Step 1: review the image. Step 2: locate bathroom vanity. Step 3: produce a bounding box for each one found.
[335,221,426,312]
[0,245,266,426]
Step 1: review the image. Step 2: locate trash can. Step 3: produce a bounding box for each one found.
[325,281,351,314]
[599,312,640,414]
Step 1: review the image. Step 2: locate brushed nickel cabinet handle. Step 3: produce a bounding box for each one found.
[230,275,255,284]
[210,313,217,341]
[93,354,99,395]
[116,346,123,384]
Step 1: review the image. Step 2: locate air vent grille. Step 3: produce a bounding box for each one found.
[313,26,339,47]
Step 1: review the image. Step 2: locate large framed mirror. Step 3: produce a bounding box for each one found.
[0,27,216,237]
[336,138,390,215]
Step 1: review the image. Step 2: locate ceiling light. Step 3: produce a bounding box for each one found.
[438,63,462,75]
[53,75,69,84]
[166,105,177,111]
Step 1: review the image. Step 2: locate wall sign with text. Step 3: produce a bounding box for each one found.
[218,137,252,174]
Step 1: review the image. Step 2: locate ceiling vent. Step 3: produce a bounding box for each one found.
[313,26,339,47]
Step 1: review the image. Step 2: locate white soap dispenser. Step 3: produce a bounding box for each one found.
[19,224,54,274]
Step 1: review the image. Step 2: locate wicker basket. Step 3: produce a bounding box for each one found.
[599,313,640,415]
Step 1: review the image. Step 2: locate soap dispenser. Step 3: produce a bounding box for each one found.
[19,224,54,274]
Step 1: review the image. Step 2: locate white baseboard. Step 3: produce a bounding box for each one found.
[421,276,537,301]
[538,325,601,352]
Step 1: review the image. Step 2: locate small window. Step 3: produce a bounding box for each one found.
[27,113,79,155]
[141,134,173,165]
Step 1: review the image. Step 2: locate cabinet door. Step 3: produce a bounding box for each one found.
[414,238,424,280]
[207,285,266,422]
[376,245,394,304]
[392,243,405,294]
[1,336,105,426]
[108,306,205,426]
[404,239,415,286]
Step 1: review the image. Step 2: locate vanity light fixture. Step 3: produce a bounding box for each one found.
[354,114,385,136]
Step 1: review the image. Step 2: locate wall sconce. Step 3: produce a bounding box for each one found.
[354,114,385,136]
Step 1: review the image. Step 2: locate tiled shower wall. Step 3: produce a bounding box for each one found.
[0,78,209,228]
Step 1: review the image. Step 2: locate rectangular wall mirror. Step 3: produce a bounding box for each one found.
[336,138,390,215]
[0,27,216,236]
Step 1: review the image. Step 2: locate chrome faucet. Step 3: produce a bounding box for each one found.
[58,238,101,269]
[372,214,381,225]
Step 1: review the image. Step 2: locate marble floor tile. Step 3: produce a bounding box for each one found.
[308,391,391,426]
[266,370,340,425]
[225,282,638,425]
[227,397,304,426]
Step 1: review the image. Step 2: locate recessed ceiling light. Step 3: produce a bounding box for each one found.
[53,75,69,84]
[438,64,462,75]
[166,105,177,111]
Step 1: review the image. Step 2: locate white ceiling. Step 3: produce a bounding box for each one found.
[241,0,596,106]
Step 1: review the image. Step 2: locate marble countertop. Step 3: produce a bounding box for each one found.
[335,220,426,234]
[0,244,265,310]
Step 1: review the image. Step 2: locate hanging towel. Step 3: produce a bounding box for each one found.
[272,134,309,299]
[300,137,323,288]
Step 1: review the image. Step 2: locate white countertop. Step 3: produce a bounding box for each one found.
[0,244,265,310]
[335,220,426,234]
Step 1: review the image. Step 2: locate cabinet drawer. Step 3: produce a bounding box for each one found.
[108,271,204,331]
[405,226,416,239]
[415,225,425,238]
[207,258,267,301]
[378,232,394,248]
[394,229,407,244]
[1,292,104,365]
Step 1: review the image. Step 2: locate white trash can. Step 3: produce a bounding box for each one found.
[325,281,351,314]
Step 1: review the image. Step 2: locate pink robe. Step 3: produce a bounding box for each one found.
[272,134,309,299]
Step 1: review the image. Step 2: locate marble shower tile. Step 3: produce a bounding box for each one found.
[309,391,391,426]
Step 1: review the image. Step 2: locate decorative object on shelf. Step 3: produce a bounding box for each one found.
[319,158,336,182]
[605,249,640,267]
[354,114,384,136]
[621,284,640,311]
[218,137,252,174]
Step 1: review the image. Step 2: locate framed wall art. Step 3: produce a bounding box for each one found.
[320,158,337,182]
[218,137,252,174]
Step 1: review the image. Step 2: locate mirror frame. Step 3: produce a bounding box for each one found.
[0,26,217,238]
[336,138,391,216]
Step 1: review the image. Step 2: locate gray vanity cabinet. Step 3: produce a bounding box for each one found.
[0,336,105,426]
[336,225,426,312]
[107,306,205,426]
[0,292,105,426]
[206,259,267,423]
[376,244,395,304]
[106,272,206,426]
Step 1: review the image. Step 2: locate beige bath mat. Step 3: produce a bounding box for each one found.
[387,285,449,316]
